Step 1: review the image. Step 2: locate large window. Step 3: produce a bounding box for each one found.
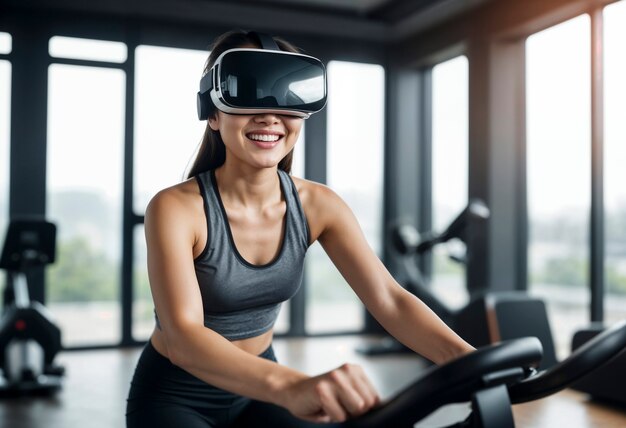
[305,61,385,333]
[526,15,591,359]
[132,45,208,340]
[275,124,305,335]
[0,32,11,55]
[0,31,11,243]
[133,45,207,213]
[49,36,127,63]
[0,59,10,244]
[431,56,469,310]
[604,0,626,325]
[47,63,126,347]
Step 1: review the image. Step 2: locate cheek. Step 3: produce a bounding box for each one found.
[284,131,299,151]
[221,120,247,143]
[287,121,303,140]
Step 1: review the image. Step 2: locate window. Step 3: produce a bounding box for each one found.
[133,45,207,213]
[0,32,10,240]
[291,122,305,179]
[132,45,208,340]
[603,0,626,325]
[526,15,591,359]
[0,60,10,240]
[133,225,152,340]
[49,36,127,63]
[431,56,469,310]
[0,32,11,54]
[275,123,305,335]
[305,61,385,333]
[46,64,126,346]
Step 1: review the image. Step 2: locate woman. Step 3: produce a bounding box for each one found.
[126,29,474,428]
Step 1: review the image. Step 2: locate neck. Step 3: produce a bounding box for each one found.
[215,161,282,209]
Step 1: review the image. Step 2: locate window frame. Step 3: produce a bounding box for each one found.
[3,15,388,350]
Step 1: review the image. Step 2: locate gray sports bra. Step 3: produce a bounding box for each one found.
[155,169,310,340]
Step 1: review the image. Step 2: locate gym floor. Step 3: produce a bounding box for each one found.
[1,335,625,428]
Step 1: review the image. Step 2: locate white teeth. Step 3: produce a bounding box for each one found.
[248,134,281,142]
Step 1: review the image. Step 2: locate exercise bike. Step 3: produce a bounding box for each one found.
[348,320,626,427]
[0,219,64,397]
[359,200,558,370]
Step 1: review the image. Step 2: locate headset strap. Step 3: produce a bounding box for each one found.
[199,70,212,94]
[199,31,279,96]
[248,31,280,51]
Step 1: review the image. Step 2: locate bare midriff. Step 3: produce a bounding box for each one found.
[150,326,275,361]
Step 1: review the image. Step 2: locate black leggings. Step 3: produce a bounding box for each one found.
[126,340,342,428]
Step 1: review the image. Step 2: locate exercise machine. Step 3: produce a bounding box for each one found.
[349,320,626,427]
[359,200,558,369]
[0,219,64,397]
[569,324,626,404]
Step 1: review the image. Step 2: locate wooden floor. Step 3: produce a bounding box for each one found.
[1,335,625,427]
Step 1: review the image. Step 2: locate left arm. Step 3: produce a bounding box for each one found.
[313,186,474,365]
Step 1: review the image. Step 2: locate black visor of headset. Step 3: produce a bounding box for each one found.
[197,40,327,120]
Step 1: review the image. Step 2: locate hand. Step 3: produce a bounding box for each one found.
[280,363,381,424]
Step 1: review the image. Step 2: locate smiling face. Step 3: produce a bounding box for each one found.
[208,111,303,170]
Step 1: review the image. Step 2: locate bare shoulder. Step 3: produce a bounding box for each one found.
[290,176,344,206]
[146,179,201,217]
[290,175,351,242]
[145,178,205,242]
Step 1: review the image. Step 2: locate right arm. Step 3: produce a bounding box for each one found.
[145,189,378,423]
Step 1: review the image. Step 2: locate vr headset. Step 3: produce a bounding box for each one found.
[197,32,327,120]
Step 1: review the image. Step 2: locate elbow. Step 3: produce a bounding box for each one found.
[159,324,196,369]
[167,344,188,369]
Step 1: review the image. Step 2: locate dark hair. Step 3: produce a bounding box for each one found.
[186,30,302,178]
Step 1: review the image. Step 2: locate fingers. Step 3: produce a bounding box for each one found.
[298,408,332,424]
[340,363,381,409]
[316,380,348,422]
[315,364,380,423]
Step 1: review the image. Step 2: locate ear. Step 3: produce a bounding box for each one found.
[208,114,220,131]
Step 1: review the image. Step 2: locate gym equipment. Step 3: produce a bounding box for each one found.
[349,320,626,427]
[0,219,64,397]
[509,320,626,403]
[350,336,543,428]
[569,324,626,405]
[359,200,558,369]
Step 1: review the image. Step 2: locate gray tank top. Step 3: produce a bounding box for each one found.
[155,169,310,341]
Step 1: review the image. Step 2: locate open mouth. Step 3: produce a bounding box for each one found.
[246,133,283,143]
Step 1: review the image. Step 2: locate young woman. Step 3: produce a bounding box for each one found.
[126,29,475,428]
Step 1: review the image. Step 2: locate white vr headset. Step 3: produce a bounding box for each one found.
[197,32,327,120]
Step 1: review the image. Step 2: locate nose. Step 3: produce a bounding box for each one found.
[254,112,281,124]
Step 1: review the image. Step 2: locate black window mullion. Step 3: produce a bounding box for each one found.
[419,68,433,279]
[121,29,139,346]
[45,57,124,70]
[10,24,49,304]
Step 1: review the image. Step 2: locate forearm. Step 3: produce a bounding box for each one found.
[166,325,307,406]
[373,286,475,365]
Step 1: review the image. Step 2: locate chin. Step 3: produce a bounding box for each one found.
[247,159,280,170]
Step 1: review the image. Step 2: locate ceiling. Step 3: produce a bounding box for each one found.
[1,0,490,42]
[211,0,446,23]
